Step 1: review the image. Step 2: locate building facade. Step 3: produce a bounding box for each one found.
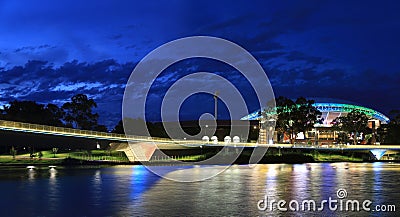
[241,101,390,145]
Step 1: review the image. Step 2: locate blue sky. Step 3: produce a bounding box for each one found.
[1,0,399,128]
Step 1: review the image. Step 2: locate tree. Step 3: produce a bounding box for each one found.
[1,100,64,126]
[113,118,168,137]
[85,149,92,159]
[2,100,45,124]
[10,146,17,159]
[376,126,387,144]
[38,151,43,160]
[333,110,369,145]
[274,96,321,144]
[62,94,99,130]
[112,120,124,134]
[382,110,400,144]
[337,132,350,144]
[45,103,65,126]
[147,122,168,138]
[52,148,58,158]
[94,124,108,132]
[274,97,295,142]
[260,99,277,143]
[119,118,150,136]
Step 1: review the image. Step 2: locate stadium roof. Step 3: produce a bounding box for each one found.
[241,100,390,124]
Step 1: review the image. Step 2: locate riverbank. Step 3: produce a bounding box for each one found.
[1,148,399,166]
[0,149,130,166]
[1,154,398,167]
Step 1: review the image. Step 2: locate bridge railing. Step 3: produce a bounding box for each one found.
[0,119,197,143]
[0,119,132,140]
[2,120,400,149]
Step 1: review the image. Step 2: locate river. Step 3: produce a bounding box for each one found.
[0,163,399,216]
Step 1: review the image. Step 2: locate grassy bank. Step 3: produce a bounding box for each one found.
[0,148,394,166]
[0,149,129,165]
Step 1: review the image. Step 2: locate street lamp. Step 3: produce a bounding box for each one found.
[214,91,219,121]
[266,118,275,145]
[288,119,294,143]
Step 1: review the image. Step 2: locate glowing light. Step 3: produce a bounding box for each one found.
[241,102,390,124]
[370,149,387,160]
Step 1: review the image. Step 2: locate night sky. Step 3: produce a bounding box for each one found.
[1,0,399,129]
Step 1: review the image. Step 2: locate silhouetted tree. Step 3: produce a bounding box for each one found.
[120,118,148,136]
[147,122,168,138]
[1,100,64,126]
[10,146,17,159]
[261,99,277,142]
[333,110,369,145]
[383,110,400,144]
[274,96,321,144]
[336,132,350,144]
[38,151,43,159]
[94,124,108,132]
[274,97,295,142]
[62,94,99,130]
[112,120,124,134]
[52,148,58,158]
[45,103,65,126]
[114,118,168,137]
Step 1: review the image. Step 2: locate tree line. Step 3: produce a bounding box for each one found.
[0,94,169,136]
[333,110,400,144]
[0,94,107,132]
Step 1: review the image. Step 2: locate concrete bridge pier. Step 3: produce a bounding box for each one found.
[109,142,156,162]
[370,149,387,160]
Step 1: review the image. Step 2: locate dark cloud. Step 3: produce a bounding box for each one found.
[14,45,52,53]
[285,51,329,65]
[1,53,399,128]
[1,0,400,127]
[195,14,253,33]
[0,59,134,127]
[108,34,123,40]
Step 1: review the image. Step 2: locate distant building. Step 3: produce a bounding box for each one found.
[241,99,390,144]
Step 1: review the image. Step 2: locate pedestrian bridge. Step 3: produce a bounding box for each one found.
[1,119,399,161]
[0,119,195,144]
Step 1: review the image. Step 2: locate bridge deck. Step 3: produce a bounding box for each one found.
[0,120,182,143]
[1,120,399,150]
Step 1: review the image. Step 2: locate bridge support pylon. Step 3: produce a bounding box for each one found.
[370,149,387,160]
[110,142,156,162]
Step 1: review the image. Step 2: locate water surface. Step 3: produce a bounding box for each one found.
[0,163,399,216]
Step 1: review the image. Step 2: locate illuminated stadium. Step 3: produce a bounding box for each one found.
[241,100,390,126]
[241,99,390,143]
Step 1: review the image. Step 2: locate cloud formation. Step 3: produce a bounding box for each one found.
[0,0,399,128]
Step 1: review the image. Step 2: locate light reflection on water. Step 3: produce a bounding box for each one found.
[48,168,59,212]
[0,163,399,216]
